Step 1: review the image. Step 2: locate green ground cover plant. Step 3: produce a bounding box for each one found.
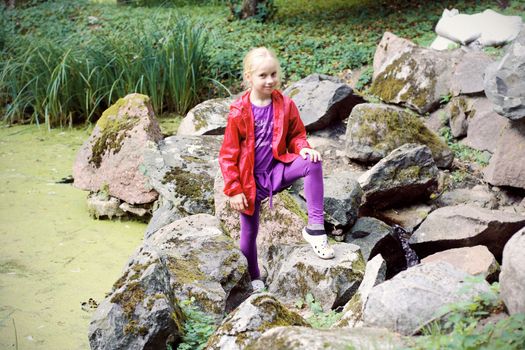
[1,0,524,128]
[407,280,525,350]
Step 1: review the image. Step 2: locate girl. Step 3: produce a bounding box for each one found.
[219,47,334,291]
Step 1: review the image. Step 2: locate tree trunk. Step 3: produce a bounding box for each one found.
[240,0,258,19]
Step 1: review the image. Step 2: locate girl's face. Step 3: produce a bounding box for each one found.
[245,57,279,99]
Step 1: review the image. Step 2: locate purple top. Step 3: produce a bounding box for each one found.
[252,102,274,174]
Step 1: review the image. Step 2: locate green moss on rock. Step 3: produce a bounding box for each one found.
[111,281,146,320]
[371,51,437,112]
[89,95,151,168]
[355,106,449,162]
[162,167,213,203]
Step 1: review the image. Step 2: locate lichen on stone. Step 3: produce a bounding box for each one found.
[162,167,213,204]
[110,281,146,320]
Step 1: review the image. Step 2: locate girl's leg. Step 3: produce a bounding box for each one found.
[275,156,324,225]
[239,200,262,280]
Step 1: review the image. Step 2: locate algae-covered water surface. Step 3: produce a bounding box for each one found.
[0,125,145,349]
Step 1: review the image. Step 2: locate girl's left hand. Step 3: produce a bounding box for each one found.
[299,148,322,162]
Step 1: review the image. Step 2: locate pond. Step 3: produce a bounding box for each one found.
[0,125,145,349]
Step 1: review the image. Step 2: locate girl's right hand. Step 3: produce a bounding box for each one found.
[229,193,248,211]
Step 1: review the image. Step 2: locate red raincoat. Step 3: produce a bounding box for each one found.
[219,89,310,215]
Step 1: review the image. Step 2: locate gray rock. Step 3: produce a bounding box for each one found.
[89,244,183,350]
[450,51,494,95]
[410,204,525,260]
[345,103,453,168]
[86,192,125,219]
[265,243,365,310]
[370,41,462,114]
[448,97,470,138]
[484,28,525,120]
[247,326,406,350]
[144,199,180,240]
[143,135,222,236]
[461,97,509,153]
[373,32,416,80]
[73,93,162,204]
[147,214,251,318]
[205,294,309,350]
[323,171,363,228]
[177,97,234,136]
[214,170,307,247]
[89,214,251,349]
[335,254,387,328]
[421,246,499,282]
[362,261,491,335]
[500,227,525,314]
[435,185,498,209]
[283,74,364,131]
[347,217,392,258]
[358,144,439,209]
[484,119,525,189]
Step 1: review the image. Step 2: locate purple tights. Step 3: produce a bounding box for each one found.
[239,156,324,279]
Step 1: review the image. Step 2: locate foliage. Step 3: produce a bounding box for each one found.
[354,66,373,91]
[297,293,342,329]
[227,0,276,22]
[2,0,524,127]
[176,297,217,350]
[439,127,491,166]
[408,280,525,350]
[1,1,208,127]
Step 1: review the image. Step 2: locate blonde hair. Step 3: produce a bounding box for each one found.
[242,47,281,88]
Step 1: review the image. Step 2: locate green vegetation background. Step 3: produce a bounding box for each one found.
[2,0,524,128]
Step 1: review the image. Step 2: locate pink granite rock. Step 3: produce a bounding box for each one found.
[73,93,163,204]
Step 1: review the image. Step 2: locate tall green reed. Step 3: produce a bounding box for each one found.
[1,11,208,128]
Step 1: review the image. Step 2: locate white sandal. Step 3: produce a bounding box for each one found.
[251,279,266,293]
[302,228,335,259]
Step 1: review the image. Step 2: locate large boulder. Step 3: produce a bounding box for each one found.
[205,294,309,350]
[246,326,406,350]
[90,214,250,349]
[484,119,525,190]
[88,244,184,350]
[371,31,494,113]
[500,228,525,314]
[177,97,234,136]
[283,74,364,131]
[376,204,432,233]
[335,254,387,328]
[461,97,509,153]
[362,261,491,335]
[265,243,365,310]
[358,144,439,209]
[323,171,363,228]
[484,27,525,120]
[373,32,416,80]
[421,246,499,282]
[146,214,250,318]
[214,170,307,246]
[73,93,163,204]
[410,204,525,260]
[345,103,453,168]
[143,135,222,237]
[370,39,455,114]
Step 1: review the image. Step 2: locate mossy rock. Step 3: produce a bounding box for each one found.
[345,103,453,168]
[370,46,454,114]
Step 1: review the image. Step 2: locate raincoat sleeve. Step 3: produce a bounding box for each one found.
[219,109,244,197]
[286,100,310,154]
